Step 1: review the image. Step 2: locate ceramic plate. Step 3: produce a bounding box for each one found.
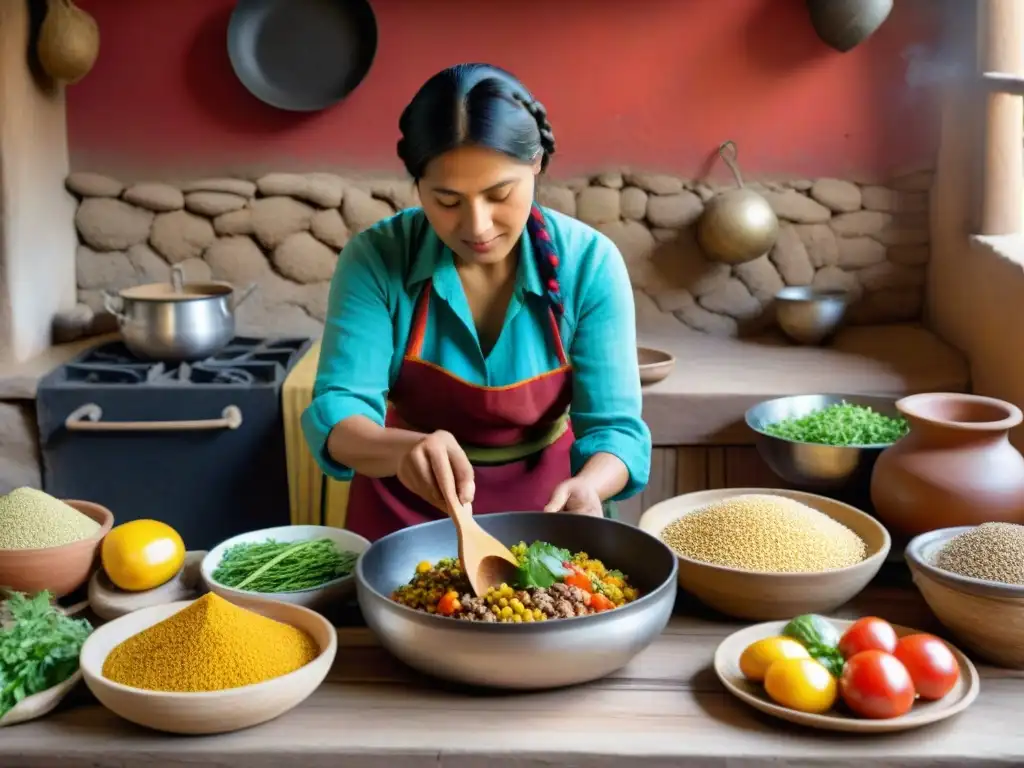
[714,618,980,733]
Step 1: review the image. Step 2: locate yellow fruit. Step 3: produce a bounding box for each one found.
[763,658,838,714]
[101,519,185,592]
[739,636,810,682]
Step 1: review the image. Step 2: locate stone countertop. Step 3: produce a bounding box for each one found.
[2,575,1019,768]
[636,298,969,444]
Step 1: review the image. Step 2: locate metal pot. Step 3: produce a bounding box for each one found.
[356,511,678,690]
[807,0,893,53]
[696,141,779,266]
[102,265,257,361]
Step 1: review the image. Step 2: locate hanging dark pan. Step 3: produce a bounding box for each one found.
[227,0,378,112]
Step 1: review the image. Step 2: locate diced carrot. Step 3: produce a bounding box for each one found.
[436,591,460,616]
[590,593,615,612]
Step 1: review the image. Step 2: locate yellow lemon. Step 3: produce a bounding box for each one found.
[763,657,838,714]
[739,636,810,682]
[101,519,186,592]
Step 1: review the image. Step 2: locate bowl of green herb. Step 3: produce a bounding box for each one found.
[745,394,909,492]
[201,525,370,613]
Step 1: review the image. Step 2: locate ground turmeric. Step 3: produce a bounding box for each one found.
[102,593,319,692]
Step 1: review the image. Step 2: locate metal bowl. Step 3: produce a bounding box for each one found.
[355,512,678,690]
[745,393,903,492]
[775,286,850,345]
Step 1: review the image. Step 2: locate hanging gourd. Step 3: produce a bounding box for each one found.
[806,0,893,53]
[696,141,779,266]
[37,0,100,84]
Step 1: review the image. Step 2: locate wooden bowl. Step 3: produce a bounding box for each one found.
[906,526,1024,668]
[638,488,890,620]
[201,525,370,614]
[79,596,337,735]
[715,618,979,732]
[638,346,675,385]
[0,500,113,597]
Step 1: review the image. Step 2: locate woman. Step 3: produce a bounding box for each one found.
[301,63,651,541]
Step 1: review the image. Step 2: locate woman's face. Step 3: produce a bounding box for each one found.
[418,145,541,267]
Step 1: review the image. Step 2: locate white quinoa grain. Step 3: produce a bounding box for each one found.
[0,487,101,550]
[659,493,867,572]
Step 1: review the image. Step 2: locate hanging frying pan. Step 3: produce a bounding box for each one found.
[227,0,378,112]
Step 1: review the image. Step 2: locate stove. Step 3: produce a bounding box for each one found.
[36,336,314,550]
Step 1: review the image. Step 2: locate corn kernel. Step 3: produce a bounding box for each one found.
[512,613,523,623]
[416,561,432,574]
[498,597,508,608]
[500,606,513,619]
[522,611,535,622]
[491,604,500,615]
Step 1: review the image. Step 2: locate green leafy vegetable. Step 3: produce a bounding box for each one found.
[515,541,572,589]
[762,401,908,446]
[811,648,846,678]
[211,537,359,593]
[782,614,840,650]
[0,591,91,719]
[782,614,845,677]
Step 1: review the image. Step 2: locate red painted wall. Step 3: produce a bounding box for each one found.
[68,0,942,179]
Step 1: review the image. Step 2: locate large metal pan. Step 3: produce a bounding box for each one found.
[356,512,679,690]
[227,0,378,112]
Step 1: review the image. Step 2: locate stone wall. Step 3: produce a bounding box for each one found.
[68,169,932,339]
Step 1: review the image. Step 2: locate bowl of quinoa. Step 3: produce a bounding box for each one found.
[638,487,890,621]
[0,488,114,597]
[907,523,1024,668]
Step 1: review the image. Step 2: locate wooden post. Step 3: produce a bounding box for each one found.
[979,0,1024,235]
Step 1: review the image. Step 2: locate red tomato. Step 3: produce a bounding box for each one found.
[893,634,960,701]
[839,617,899,659]
[839,650,916,719]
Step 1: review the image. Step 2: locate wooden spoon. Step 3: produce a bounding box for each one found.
[444,496,520,596]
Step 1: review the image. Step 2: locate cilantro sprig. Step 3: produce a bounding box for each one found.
[515,541,573,589]
[0,591,91,719]
[762,401,908,446]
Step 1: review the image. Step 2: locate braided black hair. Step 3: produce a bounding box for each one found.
[397,63,562,315]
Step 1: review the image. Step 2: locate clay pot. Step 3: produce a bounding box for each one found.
[870,393,1024,538]
[37,0,100,84]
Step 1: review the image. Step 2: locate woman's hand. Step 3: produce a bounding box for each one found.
[396,430,475,511]
[544,476,604,517]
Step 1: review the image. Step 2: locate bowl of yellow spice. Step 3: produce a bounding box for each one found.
[78,592,336,735]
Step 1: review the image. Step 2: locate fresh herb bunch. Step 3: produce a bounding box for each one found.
[212,537,358,593]
[762,401,908,446]
[0,590,92,718]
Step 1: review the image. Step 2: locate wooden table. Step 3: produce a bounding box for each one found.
[3,569,1022,767]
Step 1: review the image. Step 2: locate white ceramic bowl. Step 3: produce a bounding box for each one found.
[79,596,336,735]
[201,525,370,613]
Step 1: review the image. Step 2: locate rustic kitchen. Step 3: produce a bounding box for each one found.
[1,0,1023,765]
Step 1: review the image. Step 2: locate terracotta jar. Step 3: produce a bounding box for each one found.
[870,392,1024,538]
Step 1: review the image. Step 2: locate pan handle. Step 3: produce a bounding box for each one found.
[65,404,243,432]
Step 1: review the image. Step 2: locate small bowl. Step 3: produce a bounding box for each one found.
[906,526,1024,668]
[638,487,890,620]
[775,286,850,345]
[0,500,114,597]
[745,393,903,493]
[638,346,675,385]
[79,596,337,734]
[202,525,370,613]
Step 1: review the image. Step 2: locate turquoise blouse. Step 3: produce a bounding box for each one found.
[301,206,652,502]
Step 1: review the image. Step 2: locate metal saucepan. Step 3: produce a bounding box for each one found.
[102,265,257,361]
[356,511,679,690]
[227,0,378,112]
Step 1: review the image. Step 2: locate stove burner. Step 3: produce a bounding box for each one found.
[45,336,312,389]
